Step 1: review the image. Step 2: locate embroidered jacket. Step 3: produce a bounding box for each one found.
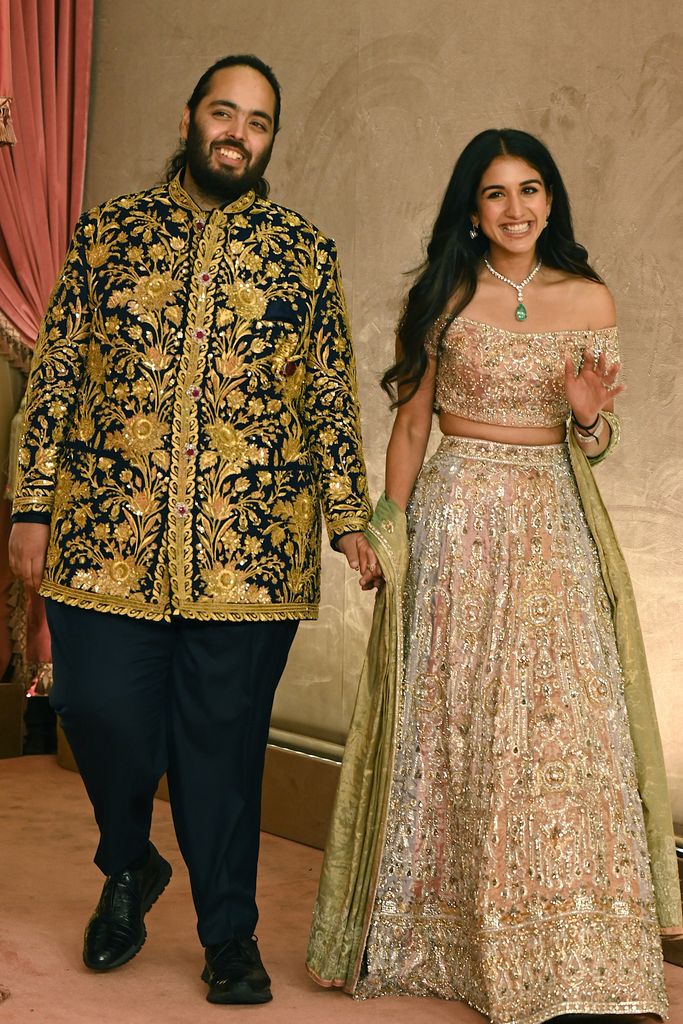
[13,177,372,621]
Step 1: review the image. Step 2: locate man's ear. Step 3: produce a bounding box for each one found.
[179,107,190,142]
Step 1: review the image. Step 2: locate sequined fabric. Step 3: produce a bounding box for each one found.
[425,316,619,426]
[356,436,667,1023]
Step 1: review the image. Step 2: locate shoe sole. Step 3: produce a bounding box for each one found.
[84,859,173,972]
[206,983,273,1005]
[201,966,272,1004]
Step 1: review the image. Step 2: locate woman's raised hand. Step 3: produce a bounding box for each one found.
[564,347,625,425]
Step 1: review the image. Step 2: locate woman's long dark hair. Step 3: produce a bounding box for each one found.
[383,128,604,405]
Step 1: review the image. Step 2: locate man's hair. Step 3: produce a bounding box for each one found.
[165,54,281,188]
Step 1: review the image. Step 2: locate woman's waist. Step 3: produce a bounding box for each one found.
[438,412,566,447]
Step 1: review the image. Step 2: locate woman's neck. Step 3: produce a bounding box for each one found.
[485,247,539,281]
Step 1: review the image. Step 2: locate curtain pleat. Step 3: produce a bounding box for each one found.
[0,0,94,691]
[0,0,94,366]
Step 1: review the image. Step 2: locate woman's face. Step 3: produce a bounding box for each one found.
[472,156,551,259]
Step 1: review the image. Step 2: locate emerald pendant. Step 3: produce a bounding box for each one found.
[483,255,542,323]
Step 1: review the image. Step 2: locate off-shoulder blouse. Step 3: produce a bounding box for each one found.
[425,315,619,428]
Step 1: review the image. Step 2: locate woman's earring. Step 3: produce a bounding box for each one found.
[469,223,479,240]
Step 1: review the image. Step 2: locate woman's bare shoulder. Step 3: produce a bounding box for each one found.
[546,271,616,329]
[575,279,616,330]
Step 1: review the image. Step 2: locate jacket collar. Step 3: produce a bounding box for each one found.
[168,173,256,216]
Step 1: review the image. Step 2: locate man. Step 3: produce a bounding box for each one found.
[9,54,378,1005]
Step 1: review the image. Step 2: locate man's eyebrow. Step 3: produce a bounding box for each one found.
[481,178,543,193]
[208,99,273,125]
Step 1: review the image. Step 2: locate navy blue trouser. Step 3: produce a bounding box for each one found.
[45,599,298,947]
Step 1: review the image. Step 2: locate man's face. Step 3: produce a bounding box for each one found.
[180,65,277,204]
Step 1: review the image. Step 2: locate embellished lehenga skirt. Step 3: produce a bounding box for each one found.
[355,436,667,1023]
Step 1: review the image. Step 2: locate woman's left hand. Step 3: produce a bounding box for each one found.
[564,347,626,425]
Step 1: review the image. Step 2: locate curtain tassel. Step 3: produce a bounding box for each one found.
[0,97,16,145]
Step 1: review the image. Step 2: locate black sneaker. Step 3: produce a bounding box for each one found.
[83,842,172,971]
[202,937,272,1004]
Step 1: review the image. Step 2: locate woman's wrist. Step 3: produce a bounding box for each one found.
[572,411,605,445]
[571,411,600,434]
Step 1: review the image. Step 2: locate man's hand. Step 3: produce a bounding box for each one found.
[336,532,383,590]
[8,522,50,591]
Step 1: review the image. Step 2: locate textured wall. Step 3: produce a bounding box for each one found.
[84,0,683,815]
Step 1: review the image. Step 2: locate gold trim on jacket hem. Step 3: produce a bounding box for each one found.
[39,583,318,622]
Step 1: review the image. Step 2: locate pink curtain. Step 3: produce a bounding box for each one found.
[0,0,93,689]
[0,0,93,370]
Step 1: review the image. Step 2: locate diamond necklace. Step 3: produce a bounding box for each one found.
[483,254,542,322]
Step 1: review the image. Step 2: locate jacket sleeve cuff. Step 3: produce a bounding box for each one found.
[11,510,51,525]
[11,496,53,518]
[327,515,372,551]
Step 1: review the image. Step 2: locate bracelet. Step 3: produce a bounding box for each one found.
[573,415,605,445]
[571,411,600,432]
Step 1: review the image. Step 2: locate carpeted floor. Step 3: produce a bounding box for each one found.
[1,756,682,1024]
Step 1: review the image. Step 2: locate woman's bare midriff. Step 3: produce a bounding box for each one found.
[439,412,566,446]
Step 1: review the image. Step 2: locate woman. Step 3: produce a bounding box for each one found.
[307,129,682,1023]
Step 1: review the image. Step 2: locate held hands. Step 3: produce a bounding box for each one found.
[336,532,384,590]
[8,522,51,591]
[564,347,625,424]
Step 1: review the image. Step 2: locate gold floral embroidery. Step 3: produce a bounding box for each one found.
[132,272,183,312]
[298,264,317,290]
[52,469,76,513]
[216,308,235,328]
[86,243,111,268]
[284,493,314,535]
[76,416,95,442]
[95,556,144,597]
[86,344,105,383]
[206,422,256,468]
[12,183,371,621]
[202,564,269,603]
[224,280,267,319]
[107,413,169,457]
[143,345,172,370]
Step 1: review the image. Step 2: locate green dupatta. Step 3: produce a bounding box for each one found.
[568,427,681,931]
[306,493,408,991]
[306,442,681,993]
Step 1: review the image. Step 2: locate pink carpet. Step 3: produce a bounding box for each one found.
[1,756,681,1024]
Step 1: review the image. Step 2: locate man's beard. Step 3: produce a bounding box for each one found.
[184,118,273,204]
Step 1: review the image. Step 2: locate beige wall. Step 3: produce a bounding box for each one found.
[85,0,683,814]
